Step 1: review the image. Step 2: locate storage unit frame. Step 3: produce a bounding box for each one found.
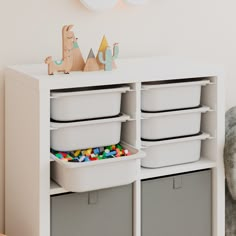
[5,57,225,236]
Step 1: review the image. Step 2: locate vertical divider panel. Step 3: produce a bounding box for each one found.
[121,83,141,148]
[200,74,225,236]
[121,83,137,119]
[214,73,225,236]
[132,82,142,236]
[200,77,218,161]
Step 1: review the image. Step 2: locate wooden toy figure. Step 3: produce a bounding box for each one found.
[71,39,85,71]
[84,49,100,72]
[45,25,76,75]
[98,43,119,71]
[96,35,109,70]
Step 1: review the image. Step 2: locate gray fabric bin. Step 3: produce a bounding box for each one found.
[51,184,133,236]
[142,170,212,236]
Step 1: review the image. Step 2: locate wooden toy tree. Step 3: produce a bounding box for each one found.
[96,35,109,70]
[98,44,119,71]
[84,49,100,72]
[71,39,85,71]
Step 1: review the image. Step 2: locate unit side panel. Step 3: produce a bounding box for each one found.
[214,75,225,236]
[5,71,50,236]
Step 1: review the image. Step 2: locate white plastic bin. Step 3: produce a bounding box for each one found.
[50,86,130,121]
[141,80,210,112]
[141,133,209,168]
[50,143,145,192]
[51,114,130,151]
[141,106,209,140]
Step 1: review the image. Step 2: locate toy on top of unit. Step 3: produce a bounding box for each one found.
[83,48,100,72]
[52,143,131,163]
[45,25,76,75]
[98,43,119,71]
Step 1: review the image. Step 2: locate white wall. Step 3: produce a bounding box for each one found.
[0,0,235,232]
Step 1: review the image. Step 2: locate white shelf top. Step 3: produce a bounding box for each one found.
[140,158,216,180]
[7,56,224,90]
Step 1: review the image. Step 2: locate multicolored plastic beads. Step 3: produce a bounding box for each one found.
[51,143,131,163]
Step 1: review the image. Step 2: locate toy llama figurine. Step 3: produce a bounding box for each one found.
[45,25,76,75]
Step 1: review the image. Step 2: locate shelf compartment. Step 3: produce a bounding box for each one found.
[141,133,210,168]
[50,114,129,151]
[50,85,130,121]
[141,79,210,112]
[50,143,145,193]
[141,106,209,140]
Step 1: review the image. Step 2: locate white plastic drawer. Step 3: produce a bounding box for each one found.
[141,106,209,140]
[141,80,209,112]
[51,114,130,151]
[141,133,209,168]
[51,86,130,121]
[50,143,145,192]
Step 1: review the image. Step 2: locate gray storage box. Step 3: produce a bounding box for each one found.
[51,184,133,236]
[142,170,212,236]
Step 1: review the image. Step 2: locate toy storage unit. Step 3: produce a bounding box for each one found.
[5,57,225,236]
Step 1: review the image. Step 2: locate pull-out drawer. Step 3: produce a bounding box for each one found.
[142,170,212,236]
[141,133,210,168]
[51,143,144,192]
[141,106,209,140]
[50,114,130,151]
[51,86,130,121]
[51,184,133,236]
[141,79,209,112]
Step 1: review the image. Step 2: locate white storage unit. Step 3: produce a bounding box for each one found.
[5,57,225,236]
[141,80,209,112]
[51,143,145,192]
[50,114,130,151]
[141,106,209,140]
[51,86,130,121]
[141,133,210,168]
